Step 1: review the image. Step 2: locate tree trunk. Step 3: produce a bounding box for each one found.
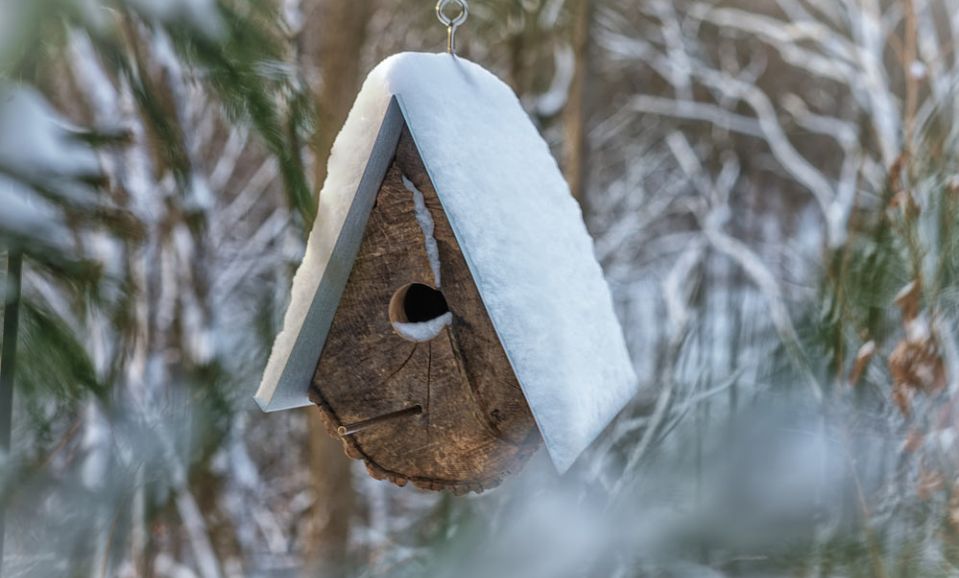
[305,412,355,573]
[299,0,374,571]
[305,0,376,193]
[563,0,591,208]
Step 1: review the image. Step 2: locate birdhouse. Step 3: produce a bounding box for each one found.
[256,53,637,493]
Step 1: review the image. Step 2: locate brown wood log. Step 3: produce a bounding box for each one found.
[309,126,541,493]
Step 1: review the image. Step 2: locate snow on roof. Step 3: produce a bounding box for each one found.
[256,52,638,473]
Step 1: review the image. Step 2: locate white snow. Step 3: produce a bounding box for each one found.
[126,0,224,37]
[257,52,638,472]
[402,175,441,286]
[894,280,918,305]
[0,85,99,186]
[856,340,876,358]
[906,315,931,343]
[910,60,928,80]
[0,174,72,249]
[0,84,100,252]
[392,312,453,343]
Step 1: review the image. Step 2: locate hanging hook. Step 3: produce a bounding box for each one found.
[436,0,469,55]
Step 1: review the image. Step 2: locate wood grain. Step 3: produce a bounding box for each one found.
[309,126,541,493]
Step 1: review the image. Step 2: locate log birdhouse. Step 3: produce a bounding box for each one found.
[256,53,638,493]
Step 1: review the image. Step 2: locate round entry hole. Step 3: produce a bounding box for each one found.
[389,283,451,342]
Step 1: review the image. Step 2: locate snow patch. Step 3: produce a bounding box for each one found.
[856,340,876,359]
[910,60,928,80]
[0,175,72,249]
[392,312,452,343]
[402,175,441,286]
[126,0,224,37]
[0,85,99,186]
[906,315,931,343]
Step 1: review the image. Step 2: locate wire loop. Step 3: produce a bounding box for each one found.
[436,0,469,55]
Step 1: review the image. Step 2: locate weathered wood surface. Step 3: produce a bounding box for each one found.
[309,126,541,493]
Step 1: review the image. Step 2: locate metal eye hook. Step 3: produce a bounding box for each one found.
[436,0,469,55]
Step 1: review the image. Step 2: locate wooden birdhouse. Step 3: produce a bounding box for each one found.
[256,53,638,493]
